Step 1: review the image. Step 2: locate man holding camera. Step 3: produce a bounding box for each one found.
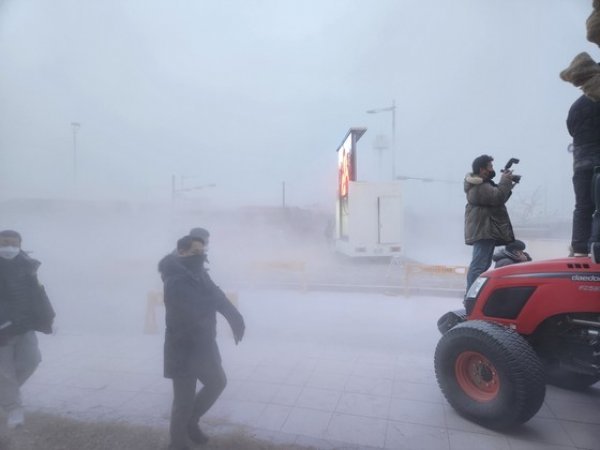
[464,155,517,292]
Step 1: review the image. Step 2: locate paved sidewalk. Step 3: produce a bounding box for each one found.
[19,290,600,450]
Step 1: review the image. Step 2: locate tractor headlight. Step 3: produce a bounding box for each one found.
[464,277,488,315]
[466,277,488,299]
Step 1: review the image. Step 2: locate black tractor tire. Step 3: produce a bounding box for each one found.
[546,366,600,391]
[434,320,545,429]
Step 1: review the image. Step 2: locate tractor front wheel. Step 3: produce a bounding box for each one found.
[435,320,545,429]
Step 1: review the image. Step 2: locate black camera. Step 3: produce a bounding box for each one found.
[502,158,521,183]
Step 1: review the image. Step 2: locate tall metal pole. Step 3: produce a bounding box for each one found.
[391,99,396,180]
[71,122,81,183]
[282,181,286,208]
[366,101,397,180]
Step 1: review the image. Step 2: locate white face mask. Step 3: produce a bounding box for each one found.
[0,246,20,260]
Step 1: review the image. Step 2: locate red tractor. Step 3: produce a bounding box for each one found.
[436,167,600,428]
[434,254,600,429]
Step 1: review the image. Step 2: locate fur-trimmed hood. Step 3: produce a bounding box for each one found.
[464,173,484,193]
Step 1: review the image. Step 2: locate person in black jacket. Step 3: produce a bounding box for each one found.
[0,230,54,429]
[567,93,600,256]
[159,235,244,450]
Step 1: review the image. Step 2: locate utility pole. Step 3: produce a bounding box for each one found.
[366,100,396,180]
[282,181,286,208]
[71,122,81,184]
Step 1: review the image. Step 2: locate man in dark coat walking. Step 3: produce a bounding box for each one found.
[159,235,244,450]
[464,155,516,293]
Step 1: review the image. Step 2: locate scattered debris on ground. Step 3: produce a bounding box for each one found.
[0,412,314,450]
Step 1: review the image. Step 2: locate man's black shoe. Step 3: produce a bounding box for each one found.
[187,424,209,445]
[168,444,191,450]
[592,242,600,264]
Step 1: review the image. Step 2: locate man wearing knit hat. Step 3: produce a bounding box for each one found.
[189,228,209,246]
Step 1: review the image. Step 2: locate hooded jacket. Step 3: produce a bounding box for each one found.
[464,174,515,246]
[0,252,54,339]
[158,253,244,378]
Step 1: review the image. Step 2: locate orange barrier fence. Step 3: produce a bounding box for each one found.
[385,256,467,295]
[403,263,467,294]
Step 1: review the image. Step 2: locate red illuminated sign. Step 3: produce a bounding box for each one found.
[338,134,353,198]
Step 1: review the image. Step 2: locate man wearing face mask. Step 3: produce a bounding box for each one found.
[464,155,517,297]
[0,230,54,429]
[158,235,244,450]
[189,227,210,267]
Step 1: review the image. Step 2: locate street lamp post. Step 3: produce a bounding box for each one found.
[372,134,389,181]
[366,100,396,180]
[71,122,81,183]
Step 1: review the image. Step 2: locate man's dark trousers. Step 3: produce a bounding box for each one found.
[572,168,595,254]
[169,357,227,447]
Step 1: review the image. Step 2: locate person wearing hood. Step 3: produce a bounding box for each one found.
[464,155,517,294]
[559,1,600,256]
[159,235,244,450]
[0,230,55,429]
[493,240,532,268]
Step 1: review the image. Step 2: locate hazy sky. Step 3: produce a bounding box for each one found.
[0,0,596,212]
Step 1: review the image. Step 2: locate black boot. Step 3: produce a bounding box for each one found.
[592,167,600,264]
[187,423,209,445]
[167,444,191,450]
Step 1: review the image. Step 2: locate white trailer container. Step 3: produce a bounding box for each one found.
[335,181,403,257]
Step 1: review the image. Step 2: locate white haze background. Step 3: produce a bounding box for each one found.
[0,0,596,334]
[0,0,595,210]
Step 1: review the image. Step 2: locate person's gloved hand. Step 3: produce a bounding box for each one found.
[0,322,14,347]
[231,316,245,345]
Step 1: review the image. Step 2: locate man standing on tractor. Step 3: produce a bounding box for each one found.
[464,155,517,293]
[559,1,600,257]
[565,92,600,257]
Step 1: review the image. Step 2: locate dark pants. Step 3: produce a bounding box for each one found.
[592,169,600,246]
[466,239,496,291]
[572,168,595,254]
[169,360,227,447]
